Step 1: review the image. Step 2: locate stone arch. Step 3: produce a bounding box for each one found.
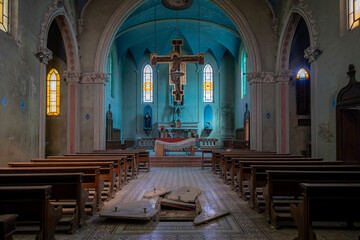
[275,0,319,154]
[37,0,80,157]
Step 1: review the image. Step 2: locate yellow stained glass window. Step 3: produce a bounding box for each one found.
[296,67,310,80]
[47,68,60,116]
[0,0,9,32]
[349,0,360,29]
[203,64,213,102]
[143,64,153,103]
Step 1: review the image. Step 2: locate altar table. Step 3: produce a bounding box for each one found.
[154,138,196,156]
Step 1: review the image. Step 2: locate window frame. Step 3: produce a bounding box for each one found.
[348,0,360,30]
[203,64,214,103]
[0,0,9,33]
[47,68,60,116]
[142,64,154,103]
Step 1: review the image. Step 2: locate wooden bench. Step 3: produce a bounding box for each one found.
[8,162,114,201]
[263,170,360,228]
[0,173,85,233]
[201,149,213,170]
[235,159,326,198]
[0,185,62,240]
[248,164,360,211]
[0,214,18,240]
[32,157,124,191]
[291,183,360,240]
[0,167,103,214]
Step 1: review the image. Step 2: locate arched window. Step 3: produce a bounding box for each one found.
[0,0,9,32]
[348,0,360,30]
[47,68,60,116]
[109,53,115,98]
[143,64,153,103]
[296,67,310,115]
[203,64,213,102]
[241,50,246,99]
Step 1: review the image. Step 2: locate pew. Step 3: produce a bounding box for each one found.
[0,214,18,240]
[291,183,360,240]
[248,164,360,211]
[64,153,136,182]
[0,185,62,240]
[262,171,360,228]
[235,159,326,198]
[201,149,213,170]
[0,167,103,213]
[8,162,115,201]
[0,173,85,233]
[32,157,124,191]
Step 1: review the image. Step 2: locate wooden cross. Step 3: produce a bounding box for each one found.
[151,39,204,102]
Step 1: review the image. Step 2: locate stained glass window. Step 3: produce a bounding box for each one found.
[203,64,213,102]
[296,67,310,115]
[110,54,114,98]
[47,68,60,116]
[241,50,246,99]
[0,0,9,32]
[349,0,360,29]
[143,64,153,103]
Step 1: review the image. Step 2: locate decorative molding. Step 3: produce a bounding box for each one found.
[318,122,334,143]
[295,0,319,45]
[274,71,293,82]
[247,72,275,83]
[304,45,322,63]
[35,46,53,64]
[38,0,59,48]
[81,72,109,84]
[63,71,81,83]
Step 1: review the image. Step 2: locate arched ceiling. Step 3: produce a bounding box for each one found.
[113,0,242,66]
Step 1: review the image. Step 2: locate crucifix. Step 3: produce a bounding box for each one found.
[150,39,204,102]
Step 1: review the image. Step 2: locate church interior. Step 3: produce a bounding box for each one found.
[0,0,360,239]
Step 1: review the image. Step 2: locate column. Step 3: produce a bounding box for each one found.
[63,71,81,154]
[35,46,53,158]
[82,72,108,150]
[304,45,322,157]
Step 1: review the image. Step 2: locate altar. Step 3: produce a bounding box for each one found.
[154,138,196,156]
[158,122,198,138]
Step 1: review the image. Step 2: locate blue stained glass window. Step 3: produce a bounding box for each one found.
[241,50,246,99]
[143,64,153,103]
[203,64,214,102]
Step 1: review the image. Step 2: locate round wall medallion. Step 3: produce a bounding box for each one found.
[162,0,193,10]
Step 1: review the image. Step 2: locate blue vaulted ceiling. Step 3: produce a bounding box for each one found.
[114,0,241,67]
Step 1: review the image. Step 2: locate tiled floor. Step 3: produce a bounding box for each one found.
[14,168,360,240]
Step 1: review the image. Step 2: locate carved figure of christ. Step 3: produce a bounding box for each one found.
[150,39,204,102]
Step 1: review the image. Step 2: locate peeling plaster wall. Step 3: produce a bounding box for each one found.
[0,0,53,166]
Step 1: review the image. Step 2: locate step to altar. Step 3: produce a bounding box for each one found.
[150,156,202,167]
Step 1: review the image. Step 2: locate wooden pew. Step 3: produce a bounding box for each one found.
[0,185,62,240]
[32,157,124,191]
[8,162,115,201]
[235,158,325,198]
[0,214,18,240]
[201,149,213,170]
[0,173,85,233]
[291,183,360,240]
[249,164,360,211]
[64,153,136,182]
[0,167,103,213]
[263,170,360,228]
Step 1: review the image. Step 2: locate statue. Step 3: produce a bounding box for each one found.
[144,110,152,129]
[106,104,113,140]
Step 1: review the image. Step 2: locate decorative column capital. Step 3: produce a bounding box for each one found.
[63,71,81,84]
[274,71,293,82]
[35,46,53,65]
[304,45,322,63]
[247,72,275,84]
[81,72,109,84]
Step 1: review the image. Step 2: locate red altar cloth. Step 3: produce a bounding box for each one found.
[156,138,188,143]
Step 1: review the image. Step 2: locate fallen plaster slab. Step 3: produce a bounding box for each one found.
[143,187,171,198]
[166,186,203,203]
[194,194,229,225]
[161,198,196,211]
[100,199,158,220]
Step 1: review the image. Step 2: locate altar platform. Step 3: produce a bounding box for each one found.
[149,151,210,168]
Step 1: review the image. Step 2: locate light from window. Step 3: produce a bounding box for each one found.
[203,64,213,102]
[296,67,310,80]
[0,0,9,32]
[349,0,360,29]
[241,50,246,99]
[110,54,114,98]
[47,68,60,116]
[143,64,153,103]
